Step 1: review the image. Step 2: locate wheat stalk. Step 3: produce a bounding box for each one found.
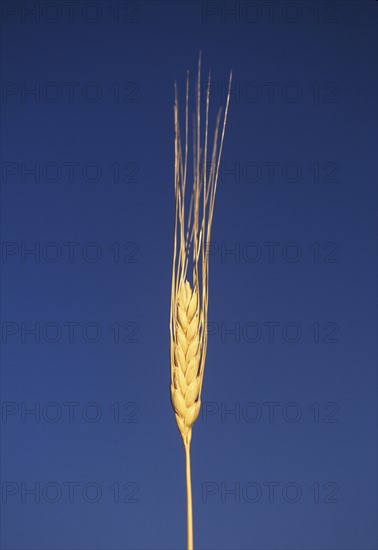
[170,55,232,550]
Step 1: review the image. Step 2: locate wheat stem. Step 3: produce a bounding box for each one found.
[184,440,193,550]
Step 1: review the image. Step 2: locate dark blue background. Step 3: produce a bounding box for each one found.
[1,1,377,549]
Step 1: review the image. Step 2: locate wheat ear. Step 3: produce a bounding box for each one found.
[170,55,232,550]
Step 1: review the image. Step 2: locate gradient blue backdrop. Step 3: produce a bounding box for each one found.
[1,1,377,549]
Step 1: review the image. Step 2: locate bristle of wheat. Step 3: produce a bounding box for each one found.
[171,280,202,443]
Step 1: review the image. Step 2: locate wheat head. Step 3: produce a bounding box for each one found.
[170,280,202,445]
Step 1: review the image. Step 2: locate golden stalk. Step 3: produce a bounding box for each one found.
[170,55,232,550]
